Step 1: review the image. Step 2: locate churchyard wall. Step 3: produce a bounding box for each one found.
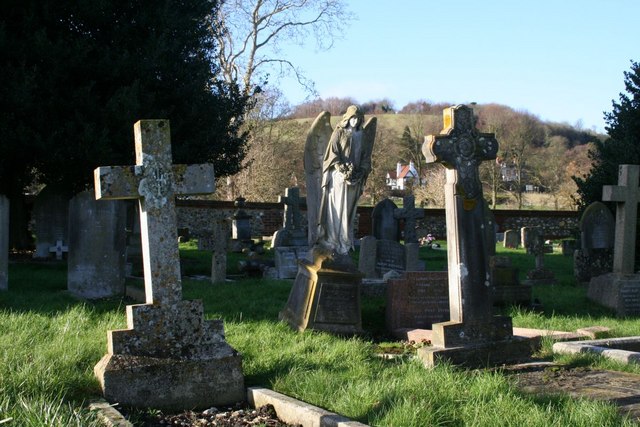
[176,200,579,241]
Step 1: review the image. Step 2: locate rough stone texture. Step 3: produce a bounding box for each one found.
[386,271,449,337]
[0,195,8,291]
[419,105,525,367]
[588,273,640,317]
[553,336,640,364]
[358,236,377,279]
[573,202,614,283]
[279,249,363,334]
[210,218,229,284]
[67,191,127,299]
[32,186,70,258]
[602,164,640,274]
[275,247,309,279]
[93,120,243,410]
[574,248,613,284]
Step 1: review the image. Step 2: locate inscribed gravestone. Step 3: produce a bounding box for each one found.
[93,120,243,410]
[32,187,70,258]
[417,105,533,367]
[503,229,520,248]
[373,198,400,241]
[588,165,640,316]
[67,191,127,299]
[574,202,614,283]
[0,196,8,291]
[272,187,309,279]
[386,271,449,337]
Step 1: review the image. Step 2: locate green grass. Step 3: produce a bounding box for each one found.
[2,245,640,426]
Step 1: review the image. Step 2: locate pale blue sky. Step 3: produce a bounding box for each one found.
[276,0,640,132]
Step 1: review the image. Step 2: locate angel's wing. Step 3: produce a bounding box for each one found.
[360,116,377,185]
[304,111,333,246]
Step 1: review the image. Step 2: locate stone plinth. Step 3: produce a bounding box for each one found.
[588,273,640,317]
[279,250,362,334]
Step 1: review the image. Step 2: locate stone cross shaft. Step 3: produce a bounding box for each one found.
[394,195,424,243]
[422,105,498,336]
[279,187,306,230]
[602,164,640,274]
[94,120,215,305]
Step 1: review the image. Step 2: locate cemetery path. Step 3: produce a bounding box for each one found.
[505,363,640,422]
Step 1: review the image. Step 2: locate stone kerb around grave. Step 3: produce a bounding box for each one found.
[93,120,244,410]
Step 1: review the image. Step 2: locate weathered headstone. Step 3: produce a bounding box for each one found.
[0,195,8,291]
[588,165,640,316]
[574,201,614,283]
[67,190,127,299]
[93,120,243,410]
[272,187,309,279]
[417,105,533,367]
[394,195,425,244]
[521,227,536,254]
[372,199,400,241]
[523,227,556,285]
[32,187,70,258]
[211,217,230,284]
[503,229,520,249]
[230,197,253,252]
[489,256,532,306]
[386,271,449,338]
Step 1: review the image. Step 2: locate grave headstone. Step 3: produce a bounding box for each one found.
[230,197,253,252]
[588,165,640,316]
[32,187,70,258]
[523,227,556,285]
[49,240,68,260]
[93,120,243,410]
[503,229,520,249]
[272,187,309,279]
[67,190,127,299]
[386,271,449,338]
[373,198,400,241]
[489,255,532,306]
[211,217,230,284]
[124,202,143,277]
[574,202,614,283]
[417,105,533,367]
[521,227,536,254]
[0,195,8,291]
[394,195,425,244]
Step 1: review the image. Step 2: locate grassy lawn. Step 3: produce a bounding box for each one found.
[1,242,639,426]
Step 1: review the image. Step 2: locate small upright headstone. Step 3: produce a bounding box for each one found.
[588,165,640,316]
[230,197,253,252]
[211,218,230,284]
[93,120,243,410]
[0,195,8,291]
[503,229,520,249]
[373,199,400,241]
[67,190,127,299]
[522,227,556,285]
[32,187,70,258]
[417,105,533,367]
[574,201,614,283]
[272,187,309,279]
[521,227,535,254]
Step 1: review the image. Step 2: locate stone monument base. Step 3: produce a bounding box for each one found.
[279,249,363,334]
[94,351,244,410]
[417,336,537,368]
[588,273,640,317]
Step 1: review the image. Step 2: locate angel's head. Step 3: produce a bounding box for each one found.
[339,105,364,130]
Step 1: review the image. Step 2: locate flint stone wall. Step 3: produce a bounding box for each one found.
[176,200,579,242]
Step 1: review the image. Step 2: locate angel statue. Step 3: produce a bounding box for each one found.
[304,105,377,263]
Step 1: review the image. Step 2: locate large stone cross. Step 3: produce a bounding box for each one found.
[421,105,506,347]
[279,187,306,230]
[602,164,640,274]
[394,195,424,243]
[94,120,214,305]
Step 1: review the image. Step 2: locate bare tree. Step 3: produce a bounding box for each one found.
[213,0,353,96]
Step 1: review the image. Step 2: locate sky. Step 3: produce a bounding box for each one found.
[275,0,640,133]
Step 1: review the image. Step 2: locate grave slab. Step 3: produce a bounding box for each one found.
[93,120,243,410]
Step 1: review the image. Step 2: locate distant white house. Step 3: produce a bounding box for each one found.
[386,161,420,190]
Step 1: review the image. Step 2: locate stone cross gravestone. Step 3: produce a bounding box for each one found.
[93,120,243,410]
[32,187,70,258]
[393,195,425,244]
[272,187,309,279]
[67,190,127,299]
[417,105,533,367]
[0,195,8,291]
[522,227,556,285]
[49,240,68,260]
[230,197,253,252]
[588,165,640,316]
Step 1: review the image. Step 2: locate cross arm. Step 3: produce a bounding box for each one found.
[94,166,141,200]
[172,164,215,196]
